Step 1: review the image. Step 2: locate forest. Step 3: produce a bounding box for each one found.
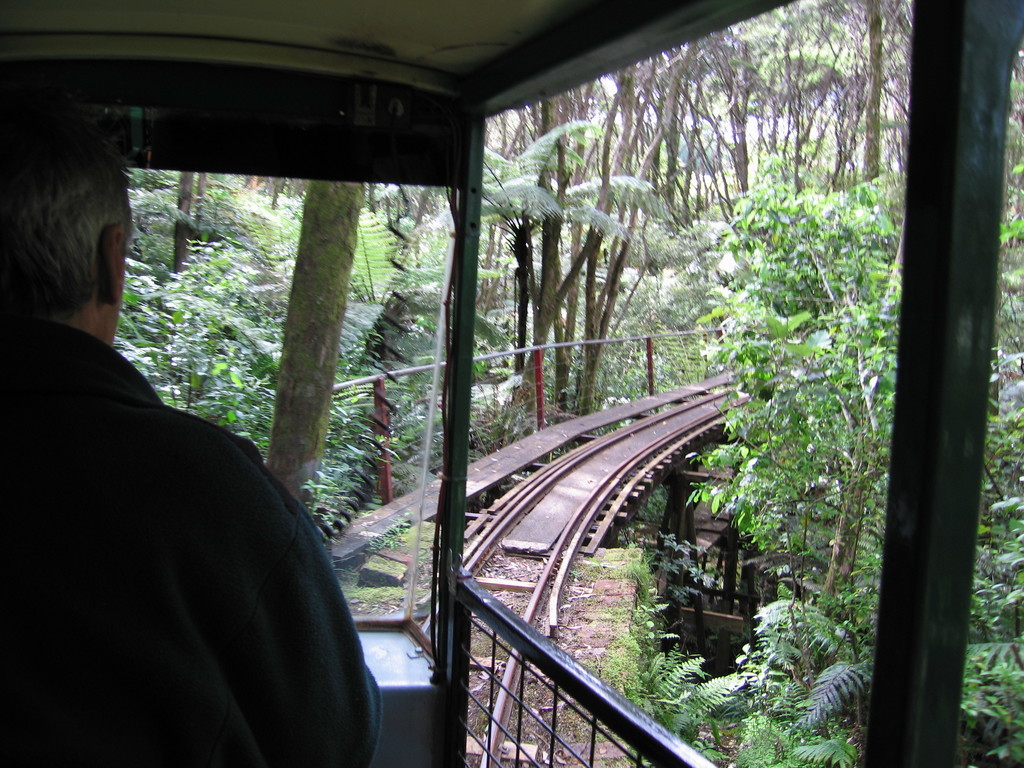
[114,0,1023,765]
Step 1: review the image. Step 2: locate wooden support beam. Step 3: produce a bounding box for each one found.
[679,606,746,634]
[475,577,537,593]
[679,469,731,482]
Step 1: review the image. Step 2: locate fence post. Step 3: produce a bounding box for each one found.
[533,348,546,430]
[645,336,655,396]
[373,376,394,504]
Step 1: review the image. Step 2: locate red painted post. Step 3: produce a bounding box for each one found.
[533,347,546,430]
[646,336,655,396]
[373,376,394,504]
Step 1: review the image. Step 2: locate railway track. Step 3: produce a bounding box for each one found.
[460,386,742,762]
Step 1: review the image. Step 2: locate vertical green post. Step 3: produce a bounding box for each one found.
[439,114,484,765]
[866,2,1024,766]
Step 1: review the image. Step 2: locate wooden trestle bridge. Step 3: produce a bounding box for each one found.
[334,373,751,651]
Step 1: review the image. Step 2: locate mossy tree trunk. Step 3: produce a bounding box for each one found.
[268,181,363,499]
[172,171,196,272]
[863,0,884,181]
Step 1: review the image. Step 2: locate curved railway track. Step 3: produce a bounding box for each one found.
[459,385,743,763]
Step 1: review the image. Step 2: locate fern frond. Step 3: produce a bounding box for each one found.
[754,597,802,628]
[792,738,858,767]
[565,175,664,216]
[483,180,561,220]
[799,661,869,726]
[564,207,628,240]
[338,302,384,354]
[680,674,743,712]
[966,642,1024,669]
[350,211,400,302]
[636,648,741,740]
[515,120,598,176]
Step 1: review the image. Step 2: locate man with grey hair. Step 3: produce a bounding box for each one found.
[0,89,380,766]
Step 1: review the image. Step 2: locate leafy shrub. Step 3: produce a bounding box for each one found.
[735,715,804,768]
[118,241,283,447]
[961,642,1024,765]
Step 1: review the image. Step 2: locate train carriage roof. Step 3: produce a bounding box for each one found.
[0,0,784,182]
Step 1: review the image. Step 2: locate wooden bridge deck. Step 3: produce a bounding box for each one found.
[331,373,732,566]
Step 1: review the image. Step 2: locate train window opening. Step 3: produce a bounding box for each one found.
[119,169,452,632]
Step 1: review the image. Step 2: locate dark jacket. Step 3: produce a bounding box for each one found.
[1,316,380,766]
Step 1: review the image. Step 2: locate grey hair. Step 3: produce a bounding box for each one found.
[0,87,132,319]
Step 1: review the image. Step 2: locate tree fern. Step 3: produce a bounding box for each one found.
[338,302,384,356]
[513,119,595,177]
[799,661,870,726]
[482,179,561,220]
[564,206,628,240]
[566,175,666,219]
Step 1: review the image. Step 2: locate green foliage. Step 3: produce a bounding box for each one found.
[963,341,1024,763]
[791,738,858,767]
[961,642,1024,765]
[734,715,805,768]
[633,647,741,742]
[736,591,868,726]
[699,178,898,604]
[348,209,401,303]
[800,661,871,728]
[366,519,413,553]
[690,178,894,764]
[118,240,283,446]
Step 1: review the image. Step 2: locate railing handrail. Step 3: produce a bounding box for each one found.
[457,573,716,768]
[332,328,720,392]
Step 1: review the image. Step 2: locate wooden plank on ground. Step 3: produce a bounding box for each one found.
[475,577,537,593]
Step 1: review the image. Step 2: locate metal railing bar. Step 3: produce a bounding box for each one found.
[464,689,541,765]
[473,663,634,768]
[476,662,651,767]
[458,575,715,768]
[332,329,720,392]
[515,668,527,768]
[466,641,623,767]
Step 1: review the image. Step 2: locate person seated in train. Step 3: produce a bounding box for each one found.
[0,86,380,767]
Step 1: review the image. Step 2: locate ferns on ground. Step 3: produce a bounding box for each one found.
[799,661,871,727]
[632,646,740,741]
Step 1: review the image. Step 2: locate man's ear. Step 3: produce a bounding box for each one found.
[96,223,126,305]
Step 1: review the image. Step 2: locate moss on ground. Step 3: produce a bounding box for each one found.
[574,547,659,698]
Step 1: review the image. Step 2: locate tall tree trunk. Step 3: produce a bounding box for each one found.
[578,230,604,414]
[512,221,532,373]
[173,171,196,272]
[863,0,884,181]
[533,98,565,349]
[268,181,363,500]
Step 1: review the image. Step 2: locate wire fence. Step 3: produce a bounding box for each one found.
[332,330,720,503]
[456,576,715,768]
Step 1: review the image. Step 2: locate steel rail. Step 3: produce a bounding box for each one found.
[463,390,730,571]
[526,407,729,637]
[474,394,734,762]
[548,402,746,636]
